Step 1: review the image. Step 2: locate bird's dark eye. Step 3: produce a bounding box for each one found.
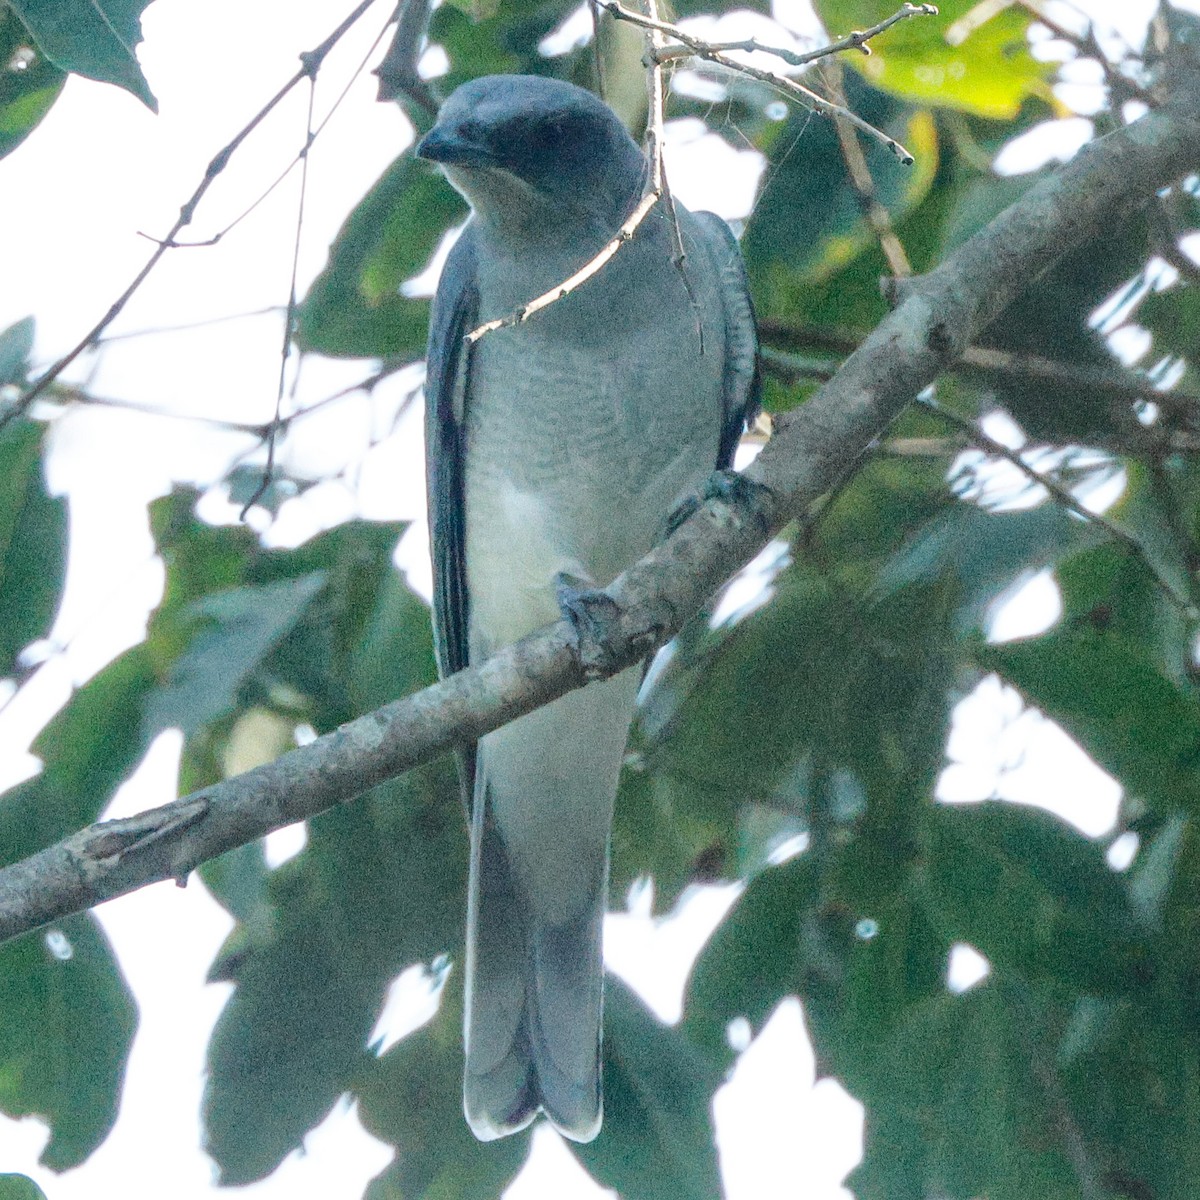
[493,113,598,184]
[458,118,486,145]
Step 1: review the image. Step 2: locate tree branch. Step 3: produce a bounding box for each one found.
[2,55,1199,947]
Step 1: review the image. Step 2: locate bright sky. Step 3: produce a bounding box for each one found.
[0,0,1190,1196]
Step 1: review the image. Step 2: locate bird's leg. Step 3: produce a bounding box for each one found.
[666,469,773,537]
[555,571,624,681]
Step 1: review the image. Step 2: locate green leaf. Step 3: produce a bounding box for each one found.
[875,498,1099,633]
[744,72,938,288]
[0,9,65,160]
[850,983,1080,1200]
[428,0,580,91]
[920,802,1147,994]
[684,854,947,1091]
[978,623,1200,816]
[0,647,156,864]
[0,915,137,1171]
[202,548,460,1183]
[7,0,156,109]
[1090,460,1198,652]
[815,0,1051,119]
[0,419,66,671]
[203,753,466,1183]
[359,987,528,1200]
[141,573,327,741]
[443,0,501,20]
[1138,281,1200,358]
[574,981,723,1200]
[628,459,959,910]
[685,856,816,1058]
[1061,1002,1200,1200]
[0,1176,48,1200]
[0,316,34,384]
[299,154,465,359]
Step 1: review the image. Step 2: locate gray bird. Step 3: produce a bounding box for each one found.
[416,74,758,1143]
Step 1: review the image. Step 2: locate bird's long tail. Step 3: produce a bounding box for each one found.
[461,676,637,1142]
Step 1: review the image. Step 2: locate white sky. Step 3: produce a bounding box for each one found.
[0,0,1191,1196]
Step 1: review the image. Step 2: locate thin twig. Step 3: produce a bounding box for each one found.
[1014,0,1154,107]
[92,306,287,343]
[44,366,398,443]
[464,191,661,343]
[154,6,397,251]
[464,0,705,346]
[760,338,1200,413]
[610,0,937,70]
[596,0,935,162]
[464,0,931,345]
[4,0,384,429]
[241,78,319,518]
[824,57,913,276]
[645,0,705,353]
[918,394,1199,618]
[40,386,271,435]
[589,0,607,99]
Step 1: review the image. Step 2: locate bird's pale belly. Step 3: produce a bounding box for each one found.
[462,339,722,658]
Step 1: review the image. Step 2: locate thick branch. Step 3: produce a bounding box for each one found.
[2,67,1199,946]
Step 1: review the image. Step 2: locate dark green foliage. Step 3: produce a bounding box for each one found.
[299,155,466,360]
[574,981,725,1200]
[6,2,1200,1199]
[0,417,65,673]
[0,1177,48,1200]
[360,986,530,1200]
[0,11,66,159]
[0,916,136,1170]
[6,0,155,109]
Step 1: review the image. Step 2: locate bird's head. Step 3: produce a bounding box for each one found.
[416,75,647,238]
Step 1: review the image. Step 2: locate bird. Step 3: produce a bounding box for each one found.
[416,73,758,1143]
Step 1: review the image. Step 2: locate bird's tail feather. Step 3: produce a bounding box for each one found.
[463,778,604,1143]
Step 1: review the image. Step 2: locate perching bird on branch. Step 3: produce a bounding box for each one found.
[417,73,758,1143]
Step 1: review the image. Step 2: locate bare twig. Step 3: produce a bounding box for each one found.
[464,190,661,343]
[40,386,272,435]
[760,339,1200,415]
[596,0,935,162]
[825,57,913,276]
[1014,0,1154,107]
[463,0,932,345]
[2,71,1198,943]
[645,0,705,351]
[918,394,1198,616]
[4,0,385,429]
[158,7,398,251]
[589,0,608,99]
[92,306,287,343]
[240,77,319,519]
[610,0,937,70]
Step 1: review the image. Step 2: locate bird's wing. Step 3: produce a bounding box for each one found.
[426,224,478,687]
[693,211,761,468]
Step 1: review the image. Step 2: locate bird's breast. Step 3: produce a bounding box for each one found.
[462,287,724,656]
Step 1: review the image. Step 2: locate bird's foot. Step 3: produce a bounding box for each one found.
[556,572,623,681]
[667,469,773,537]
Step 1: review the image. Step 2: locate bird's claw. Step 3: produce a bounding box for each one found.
[667,469,773,537]
[556,573,623,680]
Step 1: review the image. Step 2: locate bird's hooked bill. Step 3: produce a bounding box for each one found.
[416,125,495,168]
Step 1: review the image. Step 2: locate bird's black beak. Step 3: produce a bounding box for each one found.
[415,126,495,167]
